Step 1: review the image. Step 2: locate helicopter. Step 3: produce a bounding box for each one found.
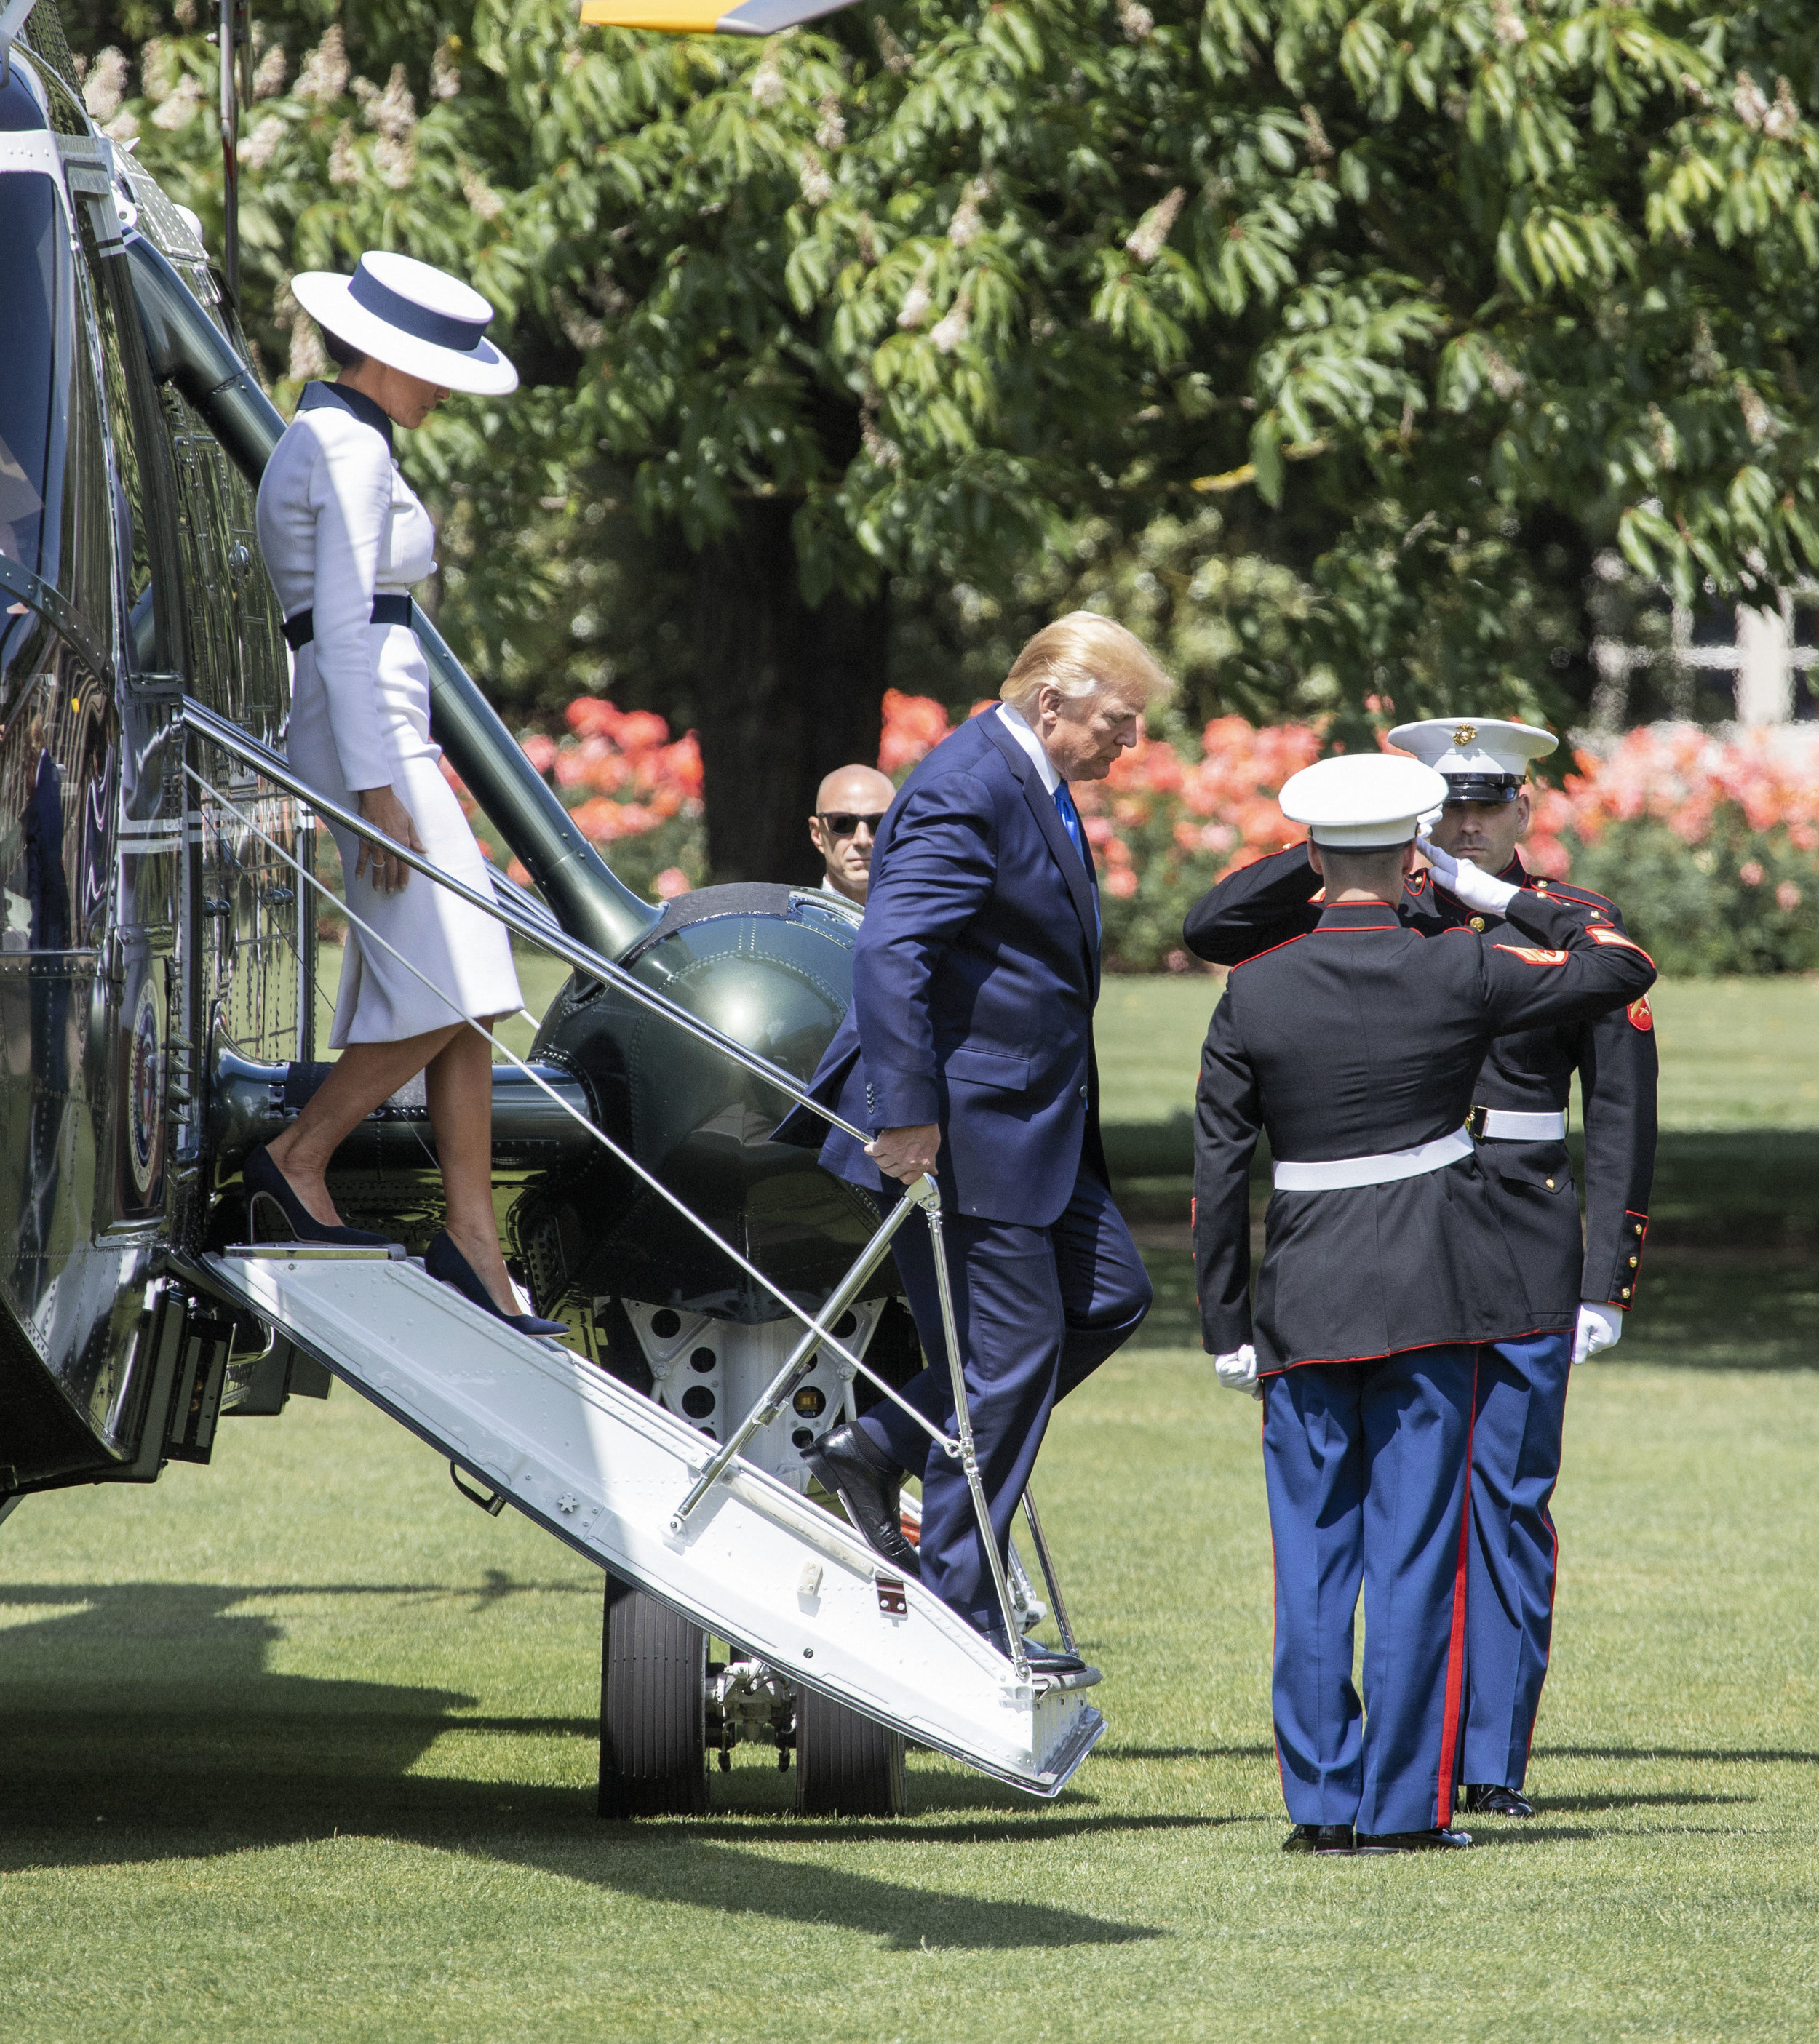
[0,2,1105,1818]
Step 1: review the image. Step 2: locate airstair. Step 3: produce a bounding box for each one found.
[180,700,1106,1803]
[181,1243,1101,1795]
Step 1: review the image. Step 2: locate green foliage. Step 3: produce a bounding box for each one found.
[1567,812,1819,975]
[79,2,1819,742]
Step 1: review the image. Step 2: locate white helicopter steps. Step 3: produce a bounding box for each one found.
[183,1245,1104,1802]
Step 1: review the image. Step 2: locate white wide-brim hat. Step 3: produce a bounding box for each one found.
[1279,754,1452,849]
[291,251,518,396]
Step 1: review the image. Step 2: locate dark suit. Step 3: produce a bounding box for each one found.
[1185,844,1658,1789]
[779,708,1150,1630]
[1193,889,1655,1834]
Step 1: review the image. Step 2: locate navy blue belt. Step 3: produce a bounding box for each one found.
[282,594,413,650]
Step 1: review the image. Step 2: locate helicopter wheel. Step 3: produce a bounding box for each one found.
[792,1685,907,1818]
[597,1576,708,1818]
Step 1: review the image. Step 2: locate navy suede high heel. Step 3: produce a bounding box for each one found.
[424,1229,568,1338]
[243,1146,391,1247]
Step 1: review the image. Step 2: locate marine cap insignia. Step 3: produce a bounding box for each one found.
[1453,723,1478,746]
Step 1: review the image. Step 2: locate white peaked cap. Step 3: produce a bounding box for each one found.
[1278,754,1452,848]
[291,252,518,396]
[1387,716,1556,796]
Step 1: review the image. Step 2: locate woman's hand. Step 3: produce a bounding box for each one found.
[355,785,424,894]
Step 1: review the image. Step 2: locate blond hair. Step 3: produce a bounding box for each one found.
[1000,612,1174,718]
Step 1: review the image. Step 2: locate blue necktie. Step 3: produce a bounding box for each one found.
[1053,781,1100,940]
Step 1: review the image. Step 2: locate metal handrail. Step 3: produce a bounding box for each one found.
[186,719,1036,1678]
[185,762,953,1459]
[181,697,871,1147]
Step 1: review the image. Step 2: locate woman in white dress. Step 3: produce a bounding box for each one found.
[252,251,562,1335]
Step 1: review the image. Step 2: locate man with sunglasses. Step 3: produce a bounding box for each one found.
[809,764,896,909]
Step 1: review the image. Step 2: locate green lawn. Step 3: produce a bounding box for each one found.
[3,1359,1815,2041]
[4,974,1815,2039]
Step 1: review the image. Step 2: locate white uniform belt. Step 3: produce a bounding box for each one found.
[1473,1108,1568,1141]
[1272,1126,1473,1192]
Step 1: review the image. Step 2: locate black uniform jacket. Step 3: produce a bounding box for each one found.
[1193,890,1657,1371]
[1183,846,1658,1314]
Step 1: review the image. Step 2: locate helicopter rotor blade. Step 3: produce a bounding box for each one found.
[577,0,853,33]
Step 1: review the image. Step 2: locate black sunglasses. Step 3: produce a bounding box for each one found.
[818,811,887,838]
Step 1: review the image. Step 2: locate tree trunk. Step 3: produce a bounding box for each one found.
[688,500,890,886]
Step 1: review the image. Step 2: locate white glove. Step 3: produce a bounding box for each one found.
[1573,1304,1623,1365]
[1418,837,1519,917]
[1214,1345,1263,1400]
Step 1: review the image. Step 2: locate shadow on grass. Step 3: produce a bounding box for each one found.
[0,1583,1164,1950]
[1532,1791,1756,1813]
[1536,1745,1819,1766]
[1097,1744,1277,1762]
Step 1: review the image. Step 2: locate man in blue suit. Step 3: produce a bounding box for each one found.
[777,614,1169,1666]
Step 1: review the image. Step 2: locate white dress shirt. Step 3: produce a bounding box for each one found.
[996,702,1062,794]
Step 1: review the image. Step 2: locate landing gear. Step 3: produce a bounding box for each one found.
[793,1686,907,1817]
[597,1576,708,1818]
[596,1577,907,1818]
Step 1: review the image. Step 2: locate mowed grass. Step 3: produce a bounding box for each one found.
[3,1360,1816,2041]
[4,973,1816,2039]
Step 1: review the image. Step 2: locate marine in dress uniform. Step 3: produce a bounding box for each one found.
[1193,754,1656,1853]
[1183,722,1658,1816]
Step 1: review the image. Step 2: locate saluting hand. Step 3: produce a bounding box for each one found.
[355,785,425,895]
[867,1123,941,1184]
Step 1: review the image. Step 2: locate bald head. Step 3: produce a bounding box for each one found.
[810,764,895,907]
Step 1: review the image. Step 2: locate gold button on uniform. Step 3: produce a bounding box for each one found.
[1470,915,1486,933]
[1629,1255,1638,1267]
[1545,1178,1556,1189]
[1621,1287,1632,1299]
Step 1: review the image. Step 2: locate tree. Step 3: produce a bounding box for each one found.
[81,2,1819,882]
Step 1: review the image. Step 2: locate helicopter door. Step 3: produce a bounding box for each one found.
[0,642,129,1407]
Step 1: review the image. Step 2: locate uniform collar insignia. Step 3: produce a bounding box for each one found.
[298,378,396,454]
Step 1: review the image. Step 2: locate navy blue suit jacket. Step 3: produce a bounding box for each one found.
[776,708,1105,1226]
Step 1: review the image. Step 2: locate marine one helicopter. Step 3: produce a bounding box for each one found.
[0,2,1104,1817]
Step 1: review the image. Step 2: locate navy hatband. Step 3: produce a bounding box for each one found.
[350,263,491,355]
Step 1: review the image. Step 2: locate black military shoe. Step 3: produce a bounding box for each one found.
[803,1425,920,1578]
[1462,1783,1534,1819]
[1356,1826,1474,1853]
[1282,1824,1356,1856]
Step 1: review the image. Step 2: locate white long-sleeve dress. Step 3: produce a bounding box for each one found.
[255,381,520,1045]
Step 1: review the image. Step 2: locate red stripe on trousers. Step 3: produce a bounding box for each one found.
[1433,1349,1479,1827]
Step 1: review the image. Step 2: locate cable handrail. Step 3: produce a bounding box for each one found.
[180,697,872,1147]
[184,760,958,1458]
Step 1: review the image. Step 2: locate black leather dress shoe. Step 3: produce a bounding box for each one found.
[1356,1826,1474,1853]
[982,1628,1087,1676]
[1462,1784,1534,1818]
[803,1425,920,1578]
[1282,1824,1356,1856]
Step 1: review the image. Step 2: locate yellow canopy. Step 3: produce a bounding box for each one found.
[578,0,852,33]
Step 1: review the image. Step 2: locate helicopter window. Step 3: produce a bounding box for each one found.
[0,651,116,956]
[74,196,154,628]
[0,169,114,656]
